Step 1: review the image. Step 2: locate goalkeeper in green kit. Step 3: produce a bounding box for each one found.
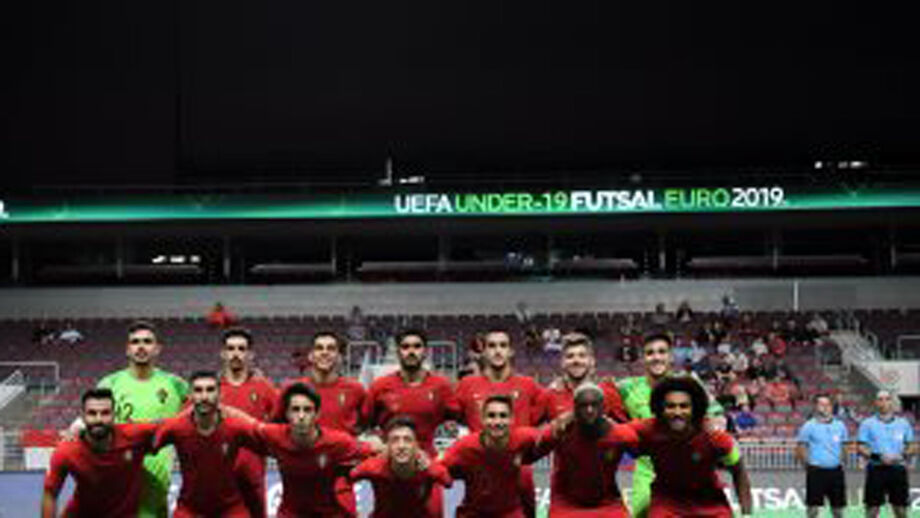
[618,332,725,518]
[95,321,188,517]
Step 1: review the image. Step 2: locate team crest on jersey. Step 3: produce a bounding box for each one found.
[249,391,258,403]
[514,454,522,466]
[156,388,168,404]
[511,390,520,400]
[428,391,435,401]
[124,450,133,462]
[338,392,346,407]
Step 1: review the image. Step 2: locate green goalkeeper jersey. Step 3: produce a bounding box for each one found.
[97,368,188,517]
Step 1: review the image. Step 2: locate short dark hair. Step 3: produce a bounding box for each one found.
[82,388,114,408]
[189,370,219,385]
[396,329,428,347]
[282,382,321,414]
[650,376,708,428]
[222,327,253,348]
[481,394,514,415]
[813,392,833,405]
[643,332,673,350]
[127,320,158,339]
[312,331,344,353]
[384,415,418,436]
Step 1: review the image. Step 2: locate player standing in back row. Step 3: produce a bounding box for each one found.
[95,320,188,517]
[454,328,544,517]
[219,327,278,518]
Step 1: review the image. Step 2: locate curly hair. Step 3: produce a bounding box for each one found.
[650,375,709,428]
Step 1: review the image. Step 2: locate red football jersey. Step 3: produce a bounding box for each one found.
[537,380,628,423]
[277,376,366,435]
[546,423,637,516]
[221,374,278,421]
[251,423,374,517]
[455,374,544,431]
[442,427,548,517]
[44,423,157,518]
[350,455,452,518]
[629,418,736,506]
[363,372,459,454]
[153,415,258,516]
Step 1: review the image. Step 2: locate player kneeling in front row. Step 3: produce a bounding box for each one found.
[351,415,452,518]
[627,376,753,518]
[42,388,159,518]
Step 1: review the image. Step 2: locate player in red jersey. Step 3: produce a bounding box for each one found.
[248,382,378,518]
[279,331,366,435]
[219,327,277,518]
[538,332,628,423]
[455,328,544,517]
[627,376,753,518]
[363,329,460,455]
[42,388,158,518]
[443,394,557,518]
[351,415,453,518]
[540,383,638,517]
[153,371,259,518]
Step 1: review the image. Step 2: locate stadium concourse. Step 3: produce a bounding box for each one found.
[2,308,919,517]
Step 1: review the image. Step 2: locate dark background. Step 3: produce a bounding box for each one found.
[3,1,918,189]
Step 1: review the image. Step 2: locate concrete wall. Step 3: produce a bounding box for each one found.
[2,277,920,319]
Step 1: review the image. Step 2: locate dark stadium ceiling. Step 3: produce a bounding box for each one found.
[2,1,919,191]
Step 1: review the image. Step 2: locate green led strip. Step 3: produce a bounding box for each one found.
[1,186,918,223]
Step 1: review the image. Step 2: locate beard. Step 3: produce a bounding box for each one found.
[577,418,610,440]
[86,423,113,441]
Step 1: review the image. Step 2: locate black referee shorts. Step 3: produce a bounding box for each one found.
[864,464,909,507]
[806,465,846,508]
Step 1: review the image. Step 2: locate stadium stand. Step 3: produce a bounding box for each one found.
[6,308,916,440]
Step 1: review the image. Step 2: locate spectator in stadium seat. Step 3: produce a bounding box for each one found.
[695,321,716,348]
[746,354,768,381]
[206,302,237,329]
[720,294,740,322]
[620,313,642,339]
[746,376,768,410]
[731,349,749,375]
[650,302,670,326]
[542,326,563,354]
[750,335,769,358]
[764,373,797,410]
[676,300,694,323]
[806,312,829,341]
[833,393,856,422]
[768,331,788,358]
[732,403,758,432]
[33,321,56,346]
[619,338,639,364]
[58,322,84,347]
[688,341,710,376]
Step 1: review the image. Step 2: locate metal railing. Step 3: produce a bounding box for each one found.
[0,362,60,396]
[0,370,26,411]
